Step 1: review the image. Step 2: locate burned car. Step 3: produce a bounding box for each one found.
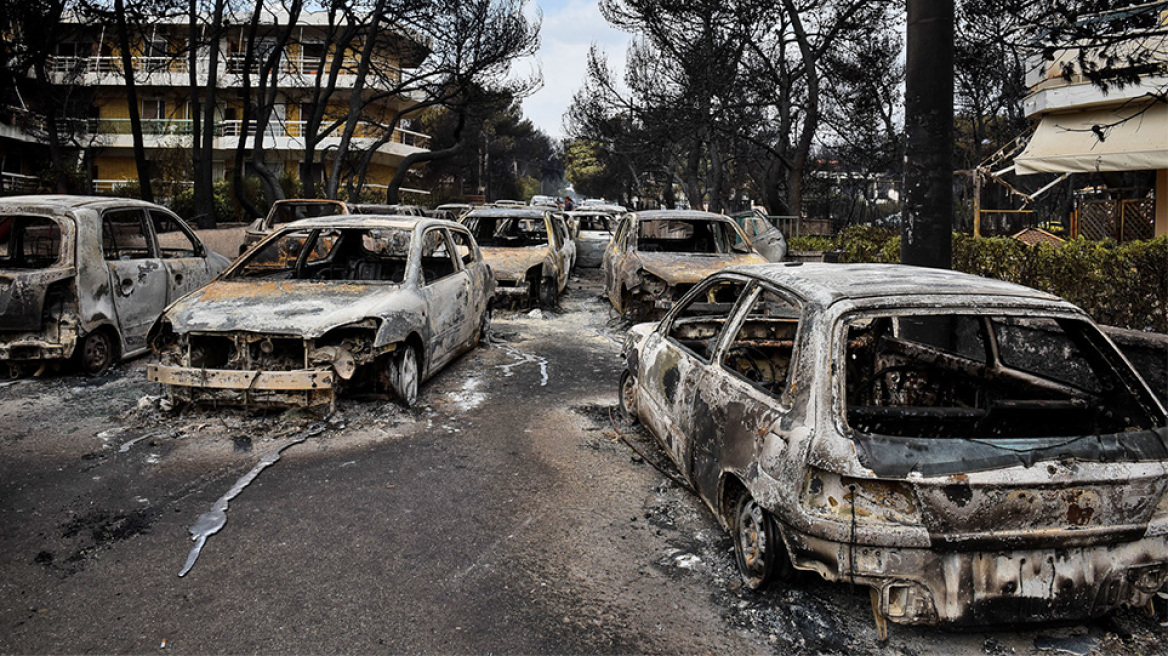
[0,196,229,376]
[620,263,1168,634]
[568,211,618,268]
[461,208,575,309]
[603,210,766,321]
[241,199,348,253]
[730,209,787,262]
[148,216,494,408]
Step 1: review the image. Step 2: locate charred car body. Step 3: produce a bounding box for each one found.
[148,216,494,408]
[731,209,787,262]
[0,196,229,376]
[461,208,575,309]
[620,263,1168,633]
[603,210,766,321]
[568,211,618,269]
[241,199,349,253]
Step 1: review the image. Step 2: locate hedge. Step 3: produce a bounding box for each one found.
[788,227,1167,333]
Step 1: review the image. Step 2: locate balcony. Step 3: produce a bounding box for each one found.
[1023,32,1168,117]
[47,54,405,90]
[82,117,430,158]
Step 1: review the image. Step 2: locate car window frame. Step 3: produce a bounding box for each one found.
[417,226,461,286]
[658,273,756,364]
[446,226,479,267]
[101,206,158,260]
[713,281,806,406]
[149,208,206,259]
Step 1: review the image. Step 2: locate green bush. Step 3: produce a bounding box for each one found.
[809,227,1166,332]
[168,180,235,226]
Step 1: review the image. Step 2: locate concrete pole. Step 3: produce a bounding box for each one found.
[901,0,955,268]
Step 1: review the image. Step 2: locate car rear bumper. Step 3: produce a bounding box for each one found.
[783,523,1168,626]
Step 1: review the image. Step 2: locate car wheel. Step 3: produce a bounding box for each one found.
[539,276,557,310]
[733,492,794,589]
[389,344,419,408]
[477,306,493,347]
[78,329,116,377]
[618,370,638,423]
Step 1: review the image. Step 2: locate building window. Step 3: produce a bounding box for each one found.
[142,99,166,120]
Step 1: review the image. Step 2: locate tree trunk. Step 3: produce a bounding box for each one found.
[113,0,153,202]
[901,0,954,269]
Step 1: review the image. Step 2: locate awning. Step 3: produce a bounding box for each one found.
[1015,103,1168,175]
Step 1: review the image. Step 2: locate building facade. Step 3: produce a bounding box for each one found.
[2,10,431,199]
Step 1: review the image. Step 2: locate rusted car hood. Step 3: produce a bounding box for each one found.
[481,246,549,280]
[640,252,767,284]
[163,280,398,337]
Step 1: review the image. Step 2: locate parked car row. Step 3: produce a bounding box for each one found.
[5,195,1164,635]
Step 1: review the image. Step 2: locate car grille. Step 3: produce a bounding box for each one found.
[187,333,307,371]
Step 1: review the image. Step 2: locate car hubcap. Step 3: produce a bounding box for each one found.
[84,334,110,373]
[738,498,768,584]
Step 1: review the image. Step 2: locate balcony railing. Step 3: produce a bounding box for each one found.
[48,54,401,83]
[1,172,40,193]
[86,117,430,148]
[50,55,189,75]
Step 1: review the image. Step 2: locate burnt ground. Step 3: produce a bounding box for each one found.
[1,269,1166,655]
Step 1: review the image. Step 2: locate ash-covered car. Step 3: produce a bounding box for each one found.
[730,209,787,262]
[461,208,575,309]
[240,198,349,253]
[620,263,1168,634]
[148,216,494,408]
[0,195,230,376]
[603,210,766,321]
[568,211,617,268]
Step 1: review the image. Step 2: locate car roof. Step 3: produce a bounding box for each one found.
[0,195,170,214]
[464,208,550,218]
[727,262,1070,310]
[631,209,732,222]
[280,215,466,232]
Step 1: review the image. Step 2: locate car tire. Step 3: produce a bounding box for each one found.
[618,370,638,423]
[733,492,795,590]
[539,276,557,310]
[389,344,419,408]
[77,329,117,377]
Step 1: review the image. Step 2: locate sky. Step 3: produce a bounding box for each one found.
[518,0,631,141]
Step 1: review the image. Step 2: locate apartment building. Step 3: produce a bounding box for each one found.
[2,10,431,197]
[1015,8,1168,239]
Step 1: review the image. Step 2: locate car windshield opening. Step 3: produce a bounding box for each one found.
[463,216,548,248]
[638,219,733,254]
[231,227,411,283]
[0,216,63,269]
[843,312,1162,440]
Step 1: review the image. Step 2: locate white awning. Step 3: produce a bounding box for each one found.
[1015,103,1168,175]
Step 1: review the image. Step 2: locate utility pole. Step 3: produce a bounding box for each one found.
[901,0,954,269]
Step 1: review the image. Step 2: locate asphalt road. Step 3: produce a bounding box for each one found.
[1,270,1164,654]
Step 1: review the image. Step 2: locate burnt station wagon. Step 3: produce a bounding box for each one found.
[619,262,1168,634]
[0,195,229,376]
[148,216,494,408]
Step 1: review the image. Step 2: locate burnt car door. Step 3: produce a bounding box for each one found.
[689,285,804,503]
[446,227,489,346]
[101,207,168,352]
[636,276,751,480]
[150,209,217,301]
[603,217,633,307]
[418,227,470,370]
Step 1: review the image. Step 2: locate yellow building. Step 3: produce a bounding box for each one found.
[25,10,431,197]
